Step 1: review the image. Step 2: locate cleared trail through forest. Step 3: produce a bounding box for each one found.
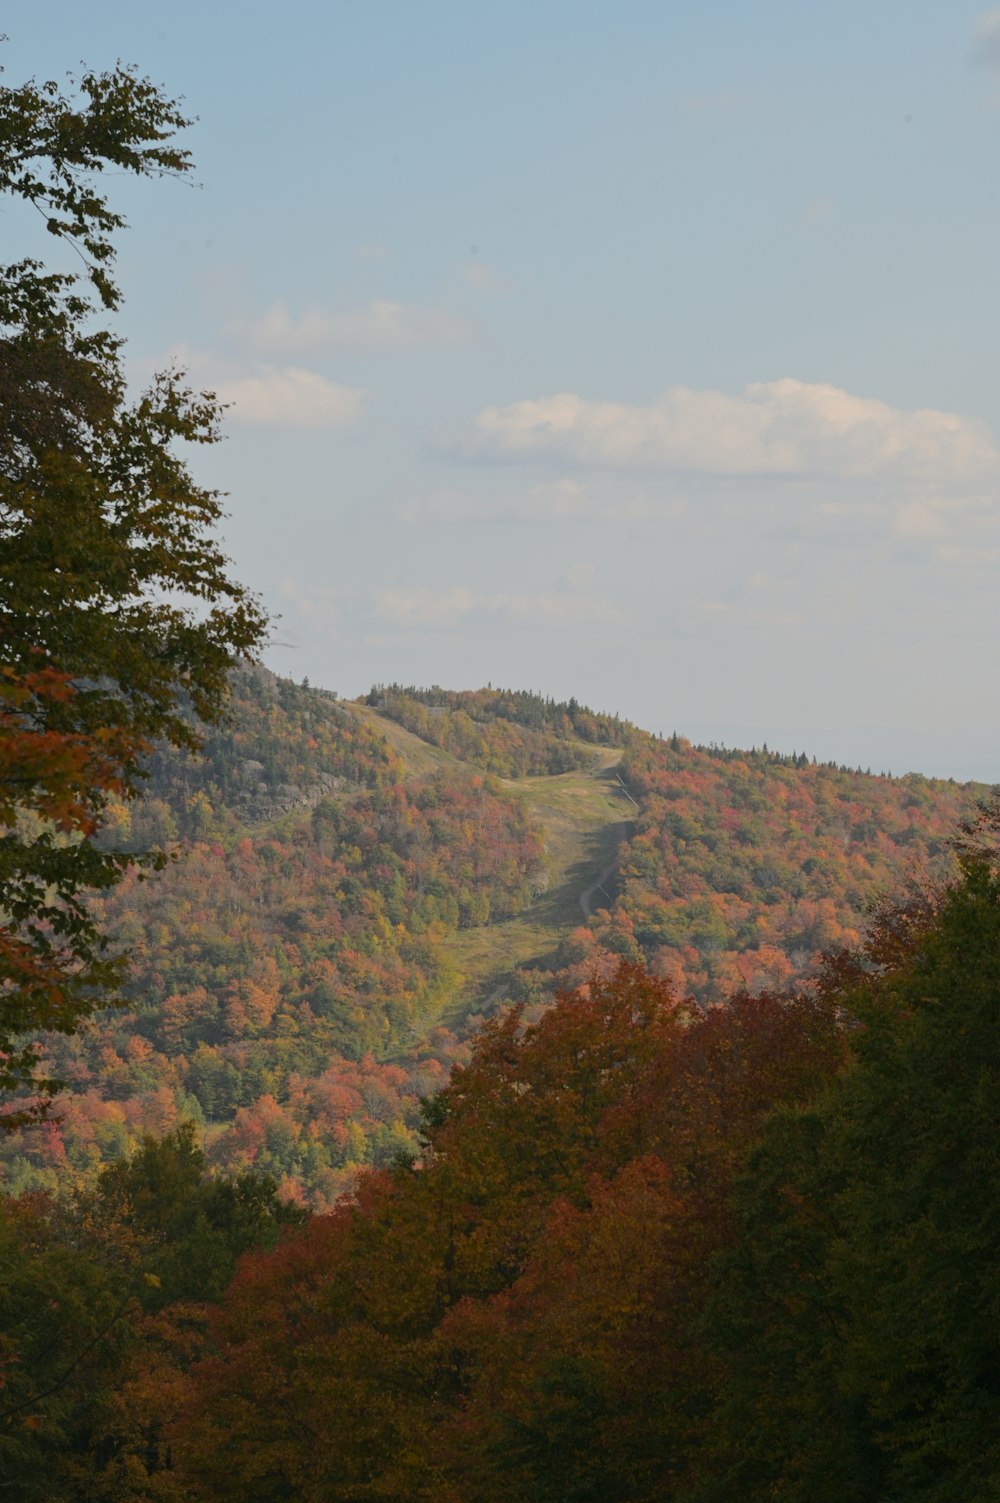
[352,705,637,1023]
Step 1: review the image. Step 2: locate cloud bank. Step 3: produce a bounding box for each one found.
[235,300,472,355]
[455,378,1000,485]
[154,343,369,431]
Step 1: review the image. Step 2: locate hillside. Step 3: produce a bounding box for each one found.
[1,672,987,1206]
[354,702,635,1019]
[358,688,981,1013]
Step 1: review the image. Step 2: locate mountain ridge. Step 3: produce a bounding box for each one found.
[0,668,987,1206]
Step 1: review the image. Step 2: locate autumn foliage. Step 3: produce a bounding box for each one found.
[6,828,1000,1497]
[1,672,546,1200]
[369,683,635,776]
[163,961,846,1502]
[1,673,981,1202]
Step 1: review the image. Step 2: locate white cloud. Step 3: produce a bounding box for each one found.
[147,343,368,432]
[973,8,1000,67]
[514,592,628,626]
[376,586,478,628]
[374,586,629,629]
[459,260,507,294]
[215,367,368,429]
[456,378,1000,486]
[235,300,472,355]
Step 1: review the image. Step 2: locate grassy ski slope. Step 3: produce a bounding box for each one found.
[351,704,637,1019]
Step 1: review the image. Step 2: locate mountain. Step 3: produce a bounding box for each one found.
[0,668,985,1206]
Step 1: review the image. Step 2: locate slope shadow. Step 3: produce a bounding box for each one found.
[532,815,635,929]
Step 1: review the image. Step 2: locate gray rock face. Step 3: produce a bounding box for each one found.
[236,772,351,824]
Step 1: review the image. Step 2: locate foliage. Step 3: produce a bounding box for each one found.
[573,734,979,1002]
[5,666,985,1204]
[6,820,1000,1497]
[703,807,1000,1503]
[0,1191,128,1498]
[0,672,544,1202]
[0,62,268,1116]
[0,1124,300,1500]
[103,843,990,1499]
[165,962,844,1500]
[89,1122,306,1309]
[367,684,636,775]
[100,663,398,848]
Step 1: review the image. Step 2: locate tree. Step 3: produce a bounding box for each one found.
[0,1191,130,1500]
[0,61,269,1119]
[703,813,1000,1503]
[0,1127,306,1499]
[168,963,844,1501]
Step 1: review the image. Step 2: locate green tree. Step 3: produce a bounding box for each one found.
[0,1192,130,1501]
[705,815,1000,1502]
[0,62,268,1117]
[91,1122,307,1308]
[0,1127,305,1500]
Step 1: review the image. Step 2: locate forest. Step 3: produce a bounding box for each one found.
[0,671,980,1208]
[367,685,635,776]
[6,823,1000,1500]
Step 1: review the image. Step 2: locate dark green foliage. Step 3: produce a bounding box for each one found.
[1,62,268,1114]
[0,1124,303,1501]
[0,1192,127,1497]
[91,1122,307,1308]
[704,825,1000,1502]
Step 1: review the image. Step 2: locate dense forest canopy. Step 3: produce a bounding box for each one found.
[368,683,636,743]
[7,827,1000,1499]
[1,670,550,1202]
[0,669,985,1209]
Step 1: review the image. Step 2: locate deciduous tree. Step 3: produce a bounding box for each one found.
[0,61,268,1116]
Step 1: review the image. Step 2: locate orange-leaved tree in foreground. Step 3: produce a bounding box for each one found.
[168,961,844,1501]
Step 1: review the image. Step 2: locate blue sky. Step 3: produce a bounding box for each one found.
[6,2,1000,778]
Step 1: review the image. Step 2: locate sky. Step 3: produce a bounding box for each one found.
[5,2,1000,780]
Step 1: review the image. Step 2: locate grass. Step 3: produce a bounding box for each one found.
[350,703,467,777]
[350,705,637,1026]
